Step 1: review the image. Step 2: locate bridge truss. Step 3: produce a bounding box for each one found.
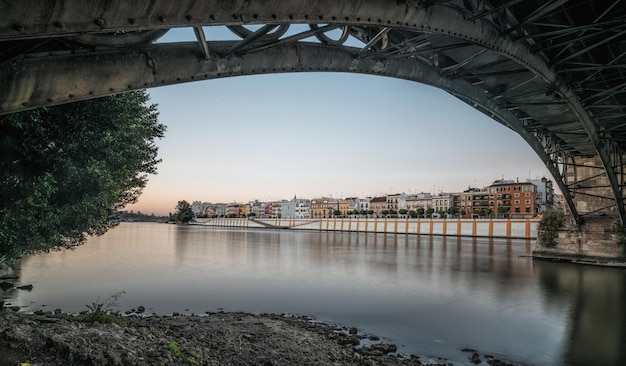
[1,0,625,226]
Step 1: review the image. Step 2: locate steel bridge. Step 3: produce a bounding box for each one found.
[1,0,625,229]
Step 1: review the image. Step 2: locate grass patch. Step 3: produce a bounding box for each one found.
[75,291,127,327]
[167,341,182,357]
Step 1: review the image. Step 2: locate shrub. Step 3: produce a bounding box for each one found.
[538,209,565,247]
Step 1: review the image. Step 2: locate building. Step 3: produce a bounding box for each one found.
[386,193,409,212]
[431,194,453,214]
[310,198,339,218]
[527,177,555,213]
[406,193,431,213]
[191,201,204,215]
[488,179,538,217]
[226,203,242,218]
[457,187,490,218]
[281,197,311,219]
[369,196,387,217]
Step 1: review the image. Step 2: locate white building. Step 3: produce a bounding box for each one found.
[281,197,311,219]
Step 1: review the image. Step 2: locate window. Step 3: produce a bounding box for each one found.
[525,193,531,197]
[525,200,531,204]
[514,193,520,198]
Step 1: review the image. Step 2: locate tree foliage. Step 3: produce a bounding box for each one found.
[538,208,565,247]
[0,91,165,262]
[175,200,194,223]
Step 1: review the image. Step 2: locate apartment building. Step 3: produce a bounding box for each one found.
[488,179,537,217]
[457,187,490,217]
[310,198,339,218]
[281,197,311,219]
[369,196,387,217]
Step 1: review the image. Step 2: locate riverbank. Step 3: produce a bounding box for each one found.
[0,309,518,366]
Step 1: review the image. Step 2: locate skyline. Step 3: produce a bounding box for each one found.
[125,28,553,216]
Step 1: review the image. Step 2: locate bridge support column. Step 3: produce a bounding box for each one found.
[533,157,626,264]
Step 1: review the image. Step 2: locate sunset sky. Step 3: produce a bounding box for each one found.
[125,27,553,216]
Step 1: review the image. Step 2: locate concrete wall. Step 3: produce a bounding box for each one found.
[193,218,538,239]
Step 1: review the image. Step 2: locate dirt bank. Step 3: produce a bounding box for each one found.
[0,310,516,365]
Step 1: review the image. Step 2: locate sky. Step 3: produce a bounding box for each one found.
[125,27,553,216]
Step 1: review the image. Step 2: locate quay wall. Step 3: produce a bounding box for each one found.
[192,218,539,239]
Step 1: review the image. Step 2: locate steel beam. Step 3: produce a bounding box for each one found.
[0,0,623,225]
[0,41,582,223]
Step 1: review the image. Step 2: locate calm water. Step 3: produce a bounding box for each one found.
[4,222,626,365]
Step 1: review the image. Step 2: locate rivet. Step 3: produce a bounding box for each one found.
[159,16,166,22]
[95,18,105,27]
[128,18,136,24]
[53,21,64,29]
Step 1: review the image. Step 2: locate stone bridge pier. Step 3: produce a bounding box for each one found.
[534,157,626,264]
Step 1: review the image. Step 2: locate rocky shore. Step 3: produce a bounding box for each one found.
[0,309,521,366]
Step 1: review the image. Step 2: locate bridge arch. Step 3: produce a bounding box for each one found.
[1,0,625,227]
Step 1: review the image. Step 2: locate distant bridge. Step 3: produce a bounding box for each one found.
[1,0,625,236]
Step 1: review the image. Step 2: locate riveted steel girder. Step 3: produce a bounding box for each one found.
[0,41,582,222]
[0,0,624,225]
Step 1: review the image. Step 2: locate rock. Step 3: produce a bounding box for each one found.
[16,284,33,291]
[137,305,145,314]
[370,343,397,354]
[349,327,358,335]
[0,274,19,280]
[0,281,14,291]
[469,352,481,364]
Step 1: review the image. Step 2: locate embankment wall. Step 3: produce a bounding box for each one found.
[192,218,538,239]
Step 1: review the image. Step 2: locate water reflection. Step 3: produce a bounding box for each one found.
[535,261,626,366]
[3,223,625,365]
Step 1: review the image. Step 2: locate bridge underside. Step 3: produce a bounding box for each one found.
[1,0,626,230]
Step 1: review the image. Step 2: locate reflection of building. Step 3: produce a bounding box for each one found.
[536,262,626,365]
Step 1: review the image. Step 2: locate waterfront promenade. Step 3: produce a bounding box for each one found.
[192,217,539,239]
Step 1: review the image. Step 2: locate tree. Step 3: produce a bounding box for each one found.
[408,210,417,218]
[416,207,425,216]
[333,209,341,217]
[0,91,165,263]
[398,209,408,216]
[447,206,458,216]
[175,200,194,223]
[426,207,435,217]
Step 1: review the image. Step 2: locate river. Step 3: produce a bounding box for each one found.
[4,222,625,365]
